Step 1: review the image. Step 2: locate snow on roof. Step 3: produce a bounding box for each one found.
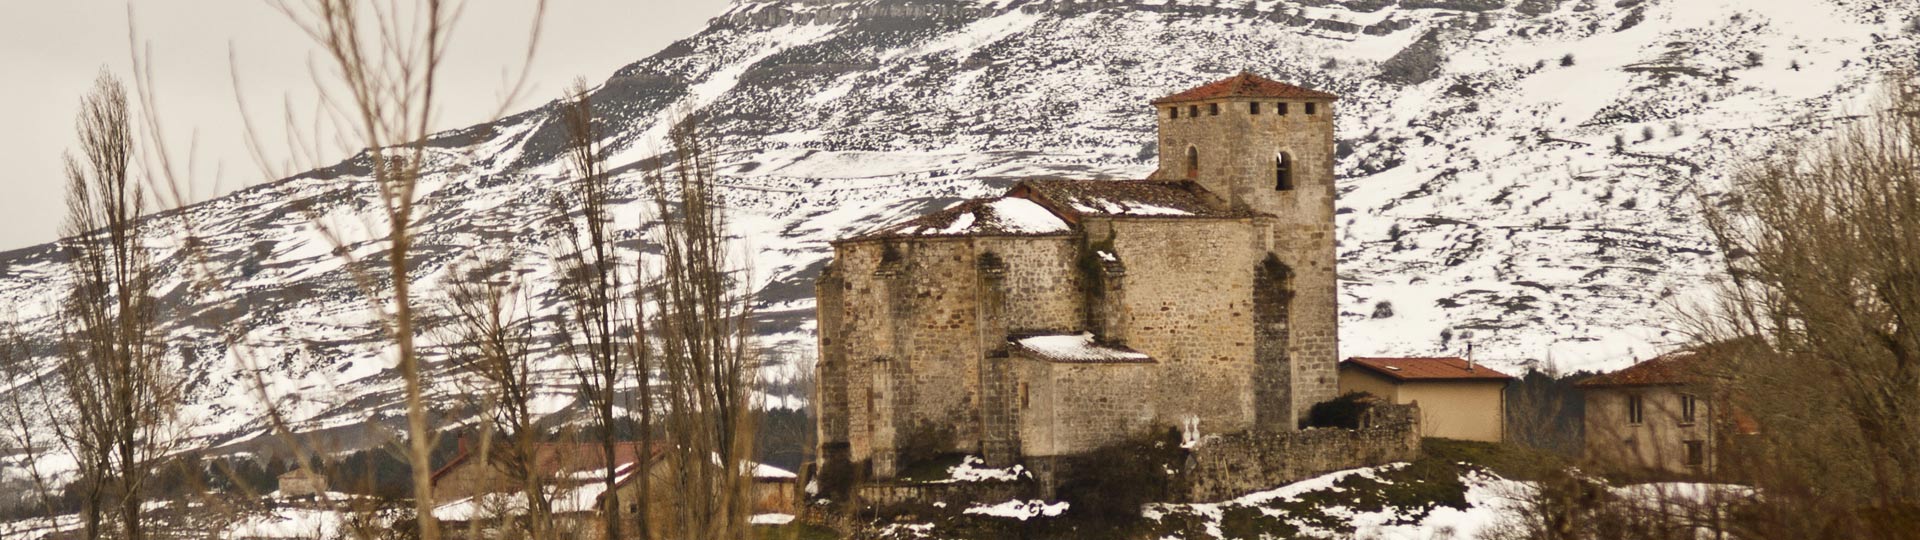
[753,462,798,481]
[851,195,1071,240]
[1013,332,1153,363]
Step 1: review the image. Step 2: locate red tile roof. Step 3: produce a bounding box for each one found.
[1152,72,1339,104]
[1343,357,1515,382]
[1575,350,1707,388]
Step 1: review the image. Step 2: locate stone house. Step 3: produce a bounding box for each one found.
[1338,357,1513,443]
[275,468,328,498]
[1578,344,1758,476]
[814,72,1344,479]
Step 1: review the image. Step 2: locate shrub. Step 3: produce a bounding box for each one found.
[1560,53,1576,67]
[1306,392,1378,429]
[1053,428,1185,533]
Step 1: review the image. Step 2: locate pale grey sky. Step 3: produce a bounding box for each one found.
[0,0,732,251]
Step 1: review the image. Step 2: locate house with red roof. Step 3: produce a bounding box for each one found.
[1577,343,1758,476]
[1339,357,1514,443]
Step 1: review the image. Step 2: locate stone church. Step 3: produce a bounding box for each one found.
[814,73,1341,479]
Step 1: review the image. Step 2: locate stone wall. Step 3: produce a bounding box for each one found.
[1151,93,1341,426]
[1180,404,1421,501]
[820,235,1082,478]
[1013,354,1158,457]
[1102,217,1263,433]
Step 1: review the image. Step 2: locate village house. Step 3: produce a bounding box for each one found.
[274,468,329,498]
[813,72,1348,479]
[1578,343,1758,476]
[430,440,796,537]
[1338,357,1512,443]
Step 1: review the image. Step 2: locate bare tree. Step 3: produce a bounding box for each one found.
[649,117,760,540]
[439,253,557,538]
[47,71,186,540]
[550,80,654,539]
[1692,75,1920,538]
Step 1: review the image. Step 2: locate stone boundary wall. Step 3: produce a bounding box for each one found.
[855,480,1033,510]
[1180,404,1422,501]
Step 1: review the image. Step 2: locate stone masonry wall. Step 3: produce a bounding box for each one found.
[823,235,1082,477]
[1104,217,1261,434]
[1181,404,1422,501]
[1152,96,1341,425]
[1013,354,1158,457]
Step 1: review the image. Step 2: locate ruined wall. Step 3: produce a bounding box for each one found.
[1103,217,1261,434]
[1181,404,1422,501]
[1152,95,1341,425]
[1013,354,1158,457]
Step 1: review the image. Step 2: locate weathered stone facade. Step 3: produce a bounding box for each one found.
[814,73,1346,480]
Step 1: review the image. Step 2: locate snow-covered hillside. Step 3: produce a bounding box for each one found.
[0,0,1914,451]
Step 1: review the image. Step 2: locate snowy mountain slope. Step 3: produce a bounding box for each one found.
[0,0,1914,452]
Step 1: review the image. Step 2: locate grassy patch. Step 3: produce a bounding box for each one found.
[1422,437,1566,481]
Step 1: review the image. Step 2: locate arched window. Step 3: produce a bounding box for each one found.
[1186,147,1200,179]
[1275,153,1294,191]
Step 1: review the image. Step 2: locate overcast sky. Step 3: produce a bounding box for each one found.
[0,0,733,251]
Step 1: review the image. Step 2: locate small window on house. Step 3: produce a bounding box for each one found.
[1680,394,1699,424]
[1275,153,1295,191]
[1250,102,1261,114]
[1169,107,1179,119]
[1189,105,1199,118]
[1306,102,1318,115]
[628,503,639,514]
[1627,394,1644,425]
[1185,147,1200,179]
[1020,383,1030,409]
[1684,440,1705,467]
[1278,102,1289,115]
[1209,103,1220,116]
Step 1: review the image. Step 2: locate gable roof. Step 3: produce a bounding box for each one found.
[1151,72,1339,104]
[846,195,1074,241]
[1012,179,1248,220]
[1343,357,1514,382]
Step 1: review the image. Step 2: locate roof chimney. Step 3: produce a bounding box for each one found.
[1467,342,1476,372]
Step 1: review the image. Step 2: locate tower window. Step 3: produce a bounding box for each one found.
[1185,147,1200,179]
[1278,102,1289,115]
[1209,103,1220,116]
[1189,105,1199,118]
[1169,107,1178,119]
[1306,102,1318,115]
[1250,102,1261,114]
[1275,153,1294,191]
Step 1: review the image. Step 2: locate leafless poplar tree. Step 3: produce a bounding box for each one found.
[649,117,760,540]
[551,79,653,540]
[48,71,186,540]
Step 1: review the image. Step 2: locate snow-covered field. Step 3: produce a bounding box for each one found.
[0,0,1913,467]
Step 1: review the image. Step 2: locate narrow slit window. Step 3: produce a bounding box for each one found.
[1251,102,1261,114]
[1185,147,1200,179]
[1209,103,1220,116]
[1306,102,1318,115]
[1020,383,1030,409]
[1275,153,1294,191]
